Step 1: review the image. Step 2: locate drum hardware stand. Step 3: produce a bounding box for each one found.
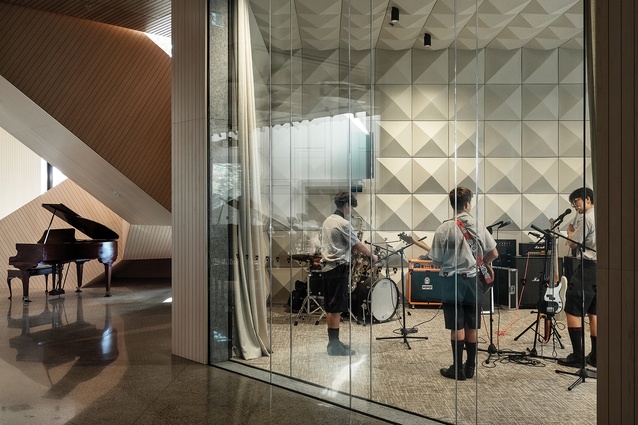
[293,258,326,326]
[375,241,428,349]
[544,227,597,390]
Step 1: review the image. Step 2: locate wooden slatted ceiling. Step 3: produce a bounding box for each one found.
[0,3,172,211]
[0,0,171,37]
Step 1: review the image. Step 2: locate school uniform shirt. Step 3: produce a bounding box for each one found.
[429,211,497,277]
[572,207,596,262]
[320,210,360,272]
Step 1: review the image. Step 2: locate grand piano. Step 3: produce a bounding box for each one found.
[9,203,119,301]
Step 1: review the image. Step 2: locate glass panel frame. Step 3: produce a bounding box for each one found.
[211,0,593,422]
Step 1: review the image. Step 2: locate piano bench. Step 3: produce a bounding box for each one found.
[6,265,55,300]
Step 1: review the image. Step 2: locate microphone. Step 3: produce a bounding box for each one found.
[528,232,542,239]
[497,220,512,229]
[530,224,548,234]
[486,220,502,234]
[553,208,572,226]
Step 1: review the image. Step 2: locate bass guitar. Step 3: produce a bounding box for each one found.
[539,219,566,316]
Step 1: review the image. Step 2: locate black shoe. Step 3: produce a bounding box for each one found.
[440,365,466,381]
[327,341,355,356]
[464,362,475,379]
[557,353,583,368]
[586,352,597,367]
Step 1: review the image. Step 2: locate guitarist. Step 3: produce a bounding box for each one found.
[558,187,597,368]
[429,186,499,380]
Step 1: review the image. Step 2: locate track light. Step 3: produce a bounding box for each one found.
[424,33,431,47]
[390,7,399,26]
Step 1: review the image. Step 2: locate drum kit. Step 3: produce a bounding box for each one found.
[289,233,428,348]
[287,252,400,325]
[350,247,400,325]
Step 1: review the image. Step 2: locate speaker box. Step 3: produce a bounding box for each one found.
[515,256,563,308]
[407,259,492,313]
[494,239,516,268]
[492,266,518,309]
[408,265,443,305]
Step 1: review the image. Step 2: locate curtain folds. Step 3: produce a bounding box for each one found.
[231,0,270,360]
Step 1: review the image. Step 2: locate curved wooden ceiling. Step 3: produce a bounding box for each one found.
[0,0,171,37]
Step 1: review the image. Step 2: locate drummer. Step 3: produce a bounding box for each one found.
[320,190,377,356]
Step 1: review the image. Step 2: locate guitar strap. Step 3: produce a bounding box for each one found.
[456,220,492,285]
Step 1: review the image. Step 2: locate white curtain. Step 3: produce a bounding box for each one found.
[230,0,270,360]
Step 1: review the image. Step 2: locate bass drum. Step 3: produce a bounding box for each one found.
[368,277,399,323]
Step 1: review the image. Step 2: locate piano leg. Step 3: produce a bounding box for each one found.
[104,263,113,297]
[20,270,31,302]
[76,261,85,293]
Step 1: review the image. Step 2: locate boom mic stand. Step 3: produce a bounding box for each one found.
[546,227,597,390]
[375,241,428,349]
[480,222,525,363]
[513,228,564,360]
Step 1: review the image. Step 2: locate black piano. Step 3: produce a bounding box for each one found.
[9,203,119,301]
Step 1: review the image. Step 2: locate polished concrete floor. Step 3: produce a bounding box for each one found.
[0,279,396,425]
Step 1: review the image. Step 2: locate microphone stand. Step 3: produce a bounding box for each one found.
[480,223,525,363]
[375,241,428,349]
[546,227,597,390]
[513,231,564,359]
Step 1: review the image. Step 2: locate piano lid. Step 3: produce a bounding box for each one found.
[42,203,119,240]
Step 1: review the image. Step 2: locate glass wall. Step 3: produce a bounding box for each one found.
[212,0,591,423]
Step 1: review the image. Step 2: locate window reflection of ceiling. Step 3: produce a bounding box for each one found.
[4,0,583,51]
[249,0,584,51]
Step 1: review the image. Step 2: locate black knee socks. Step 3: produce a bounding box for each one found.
[328,327,339,343]
[465,341,477,367]
[568,327,584,358]
[451,339,465,366]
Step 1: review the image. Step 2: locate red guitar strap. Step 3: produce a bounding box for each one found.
[456,220,493,285]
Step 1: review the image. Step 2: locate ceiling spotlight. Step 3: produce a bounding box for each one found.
[390,7,399,26]
[424,33,432,47]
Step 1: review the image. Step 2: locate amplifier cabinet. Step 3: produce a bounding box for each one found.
[492,266,518,309]
[515,256,563,309]
[407,259,492,313]
[407,259,441,305]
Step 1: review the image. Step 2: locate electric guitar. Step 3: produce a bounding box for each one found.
[539,220,566,315]
[398,232,431,253]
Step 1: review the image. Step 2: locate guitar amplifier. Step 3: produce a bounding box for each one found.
[408,259,442,305]
[408,259,493,313]
[515,256,563,308]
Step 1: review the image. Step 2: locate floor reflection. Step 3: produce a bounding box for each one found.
[8,295,118,399]
[0,279,392,425]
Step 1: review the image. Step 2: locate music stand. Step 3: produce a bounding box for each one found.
[375,240,428,349]
[545,228,597,390]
